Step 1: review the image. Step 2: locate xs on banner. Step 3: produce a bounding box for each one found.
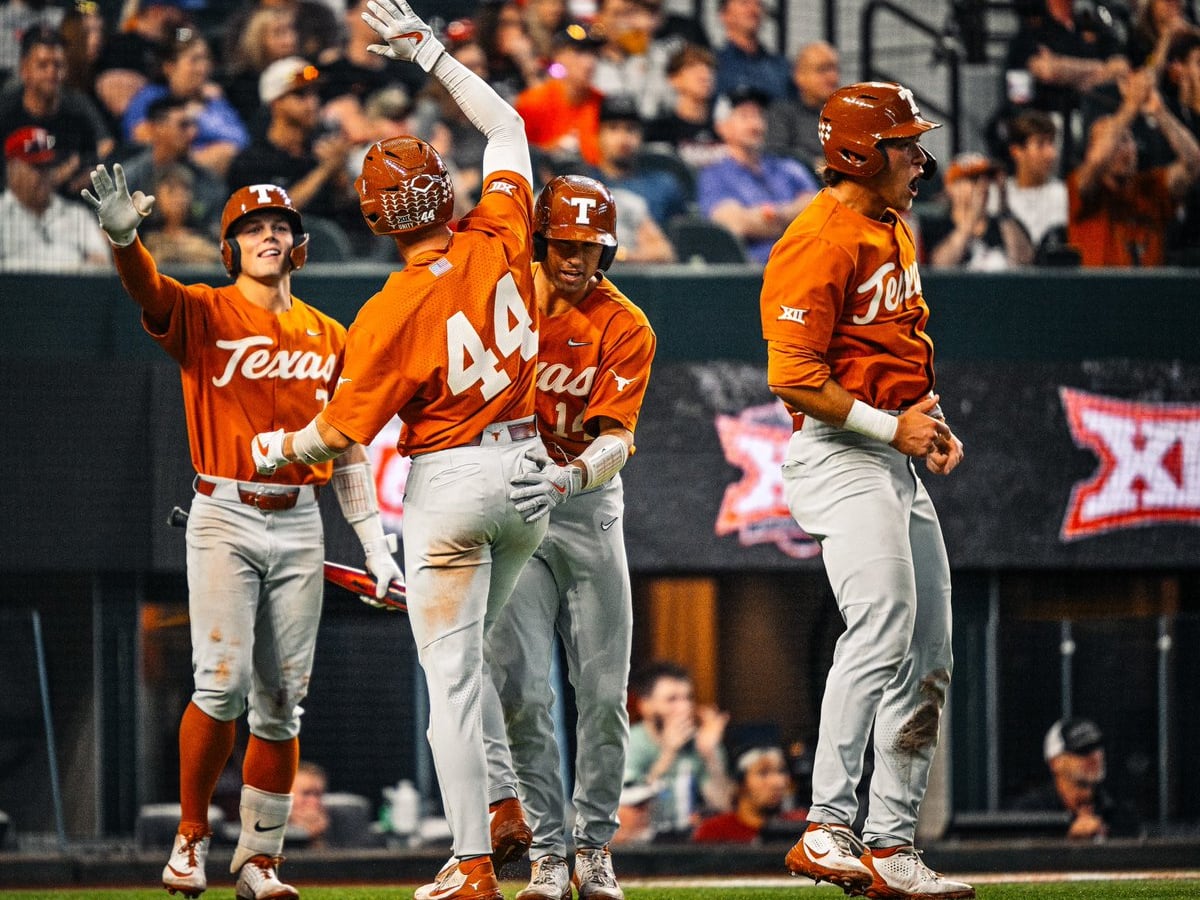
[1061,387,1200,540]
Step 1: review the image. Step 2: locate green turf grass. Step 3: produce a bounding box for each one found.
[0,881,1198,900]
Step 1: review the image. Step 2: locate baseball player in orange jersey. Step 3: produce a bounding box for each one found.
[247,2,550,897]
[483,175,655,900]
[81,168,402,899]
[759,82,974,900]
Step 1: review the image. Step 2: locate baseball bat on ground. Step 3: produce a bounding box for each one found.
[166,506,408,611]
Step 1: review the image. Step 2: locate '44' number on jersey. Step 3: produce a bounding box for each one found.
[447,272,538,400]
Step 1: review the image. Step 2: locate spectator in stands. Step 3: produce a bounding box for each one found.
[1162,29,1200,257]
[516,24,606,166]
[0,0,63,82]
[227,57,363,254]
[117,94,224,236]
[592,0,678,120]
[617,661,733,842]
[478,0,546,101]
[93,0,190,126]
[316,0,427,135]
[765,40,840,172]
[713,0,791,102]
[0,25,113,194]
[1127,0,1198,70]
[287,760,331,849]
[59,1,108,113]
[122,27,248,180]
[692,745,807,843]
[927,152,1033,270]
[644,43,723,170]
[140,162,223,265]
[1012,718,1142,840]
[0,125,109,270]
[588,98,681,262]
[697,86,818,265]
[1002,108,1071,262]
[1000,0,1129,168]
[523,0,573,71]
[1068,65,1200,266]
[591,94,687,225]
[223,5,300,131]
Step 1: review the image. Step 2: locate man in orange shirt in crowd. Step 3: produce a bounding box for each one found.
[759,81,973,900]
[1068,65,1200,265]
[516,25,606,166]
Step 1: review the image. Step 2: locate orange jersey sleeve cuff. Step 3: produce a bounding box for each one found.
[767,341,829,391]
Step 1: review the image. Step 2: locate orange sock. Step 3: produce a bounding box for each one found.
[178,702,236,828]
[243,734,299,795]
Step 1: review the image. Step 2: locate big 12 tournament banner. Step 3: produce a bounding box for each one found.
[347,359,1200,572]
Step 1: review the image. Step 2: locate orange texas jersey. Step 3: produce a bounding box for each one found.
[113,238,345,485]
[760,188,935,413]
[323,171,539,456]
[531,264,656,462]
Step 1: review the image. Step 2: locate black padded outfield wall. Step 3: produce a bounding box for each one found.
[5,357,1196,574]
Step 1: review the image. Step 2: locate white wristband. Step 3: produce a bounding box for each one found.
[578,433,629,488]
[293,418,338,465]
[843,400,898,444]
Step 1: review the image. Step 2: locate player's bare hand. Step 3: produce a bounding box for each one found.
[362,0,445,72]
[1067,806,1107,841]
[658,708,698,753]
[251,428,289,475]
[926,433,964,475]
[694,704,730,760]
[81,163,155,247]
[361,532,404,606]
[891,395,951,457]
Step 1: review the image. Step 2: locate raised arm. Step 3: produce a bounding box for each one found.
[362,0,533,187]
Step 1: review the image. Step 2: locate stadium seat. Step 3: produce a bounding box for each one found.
[667,216,750,264]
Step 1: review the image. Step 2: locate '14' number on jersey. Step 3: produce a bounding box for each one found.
[447,272,538,400]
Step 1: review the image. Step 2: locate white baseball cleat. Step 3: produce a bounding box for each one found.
[861,845,976,899]
[785,822,873,893]
[516,854,571,900]
[573,845,624,900]
[234,855,299,900]
[162,828,211,897]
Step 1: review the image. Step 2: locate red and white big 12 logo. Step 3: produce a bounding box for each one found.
[1060,387,1200,539]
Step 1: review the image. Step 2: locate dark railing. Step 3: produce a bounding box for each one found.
[861,0,964,155]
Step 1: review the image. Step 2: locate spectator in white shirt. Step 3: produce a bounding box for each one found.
[0,125,109,270]
[1003,108,1070,260]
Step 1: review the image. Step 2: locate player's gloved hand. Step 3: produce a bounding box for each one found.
[80,163,154,247]
[251,429,289,476]
[361,532,403,609]
[509,450,583,523]
[361,0,445,72]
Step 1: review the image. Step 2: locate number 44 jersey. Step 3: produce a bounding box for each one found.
[323,171,540,456]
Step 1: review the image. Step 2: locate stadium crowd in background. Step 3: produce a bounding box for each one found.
[3,0,1200,270]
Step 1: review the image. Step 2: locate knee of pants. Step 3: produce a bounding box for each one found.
[192,656,255,722]
[246,679,309,741]
[247,703,302,742]
[574,675,629,721]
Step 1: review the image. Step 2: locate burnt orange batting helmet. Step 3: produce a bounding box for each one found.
[355,136,455,236]
[819,81,940,179]
[220,183,307,276]
[533,175,618,270]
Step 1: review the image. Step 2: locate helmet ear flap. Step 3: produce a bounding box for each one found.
[532,232,548,262]
[290,232,309,270]
[223,239,240,277]
[598,243,617,271]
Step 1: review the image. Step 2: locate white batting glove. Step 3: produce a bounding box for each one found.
[509,450,582,523]
[251,429,289,476]
[361,0,445,72]
[361,533,404,609]
[80,163,155,247]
